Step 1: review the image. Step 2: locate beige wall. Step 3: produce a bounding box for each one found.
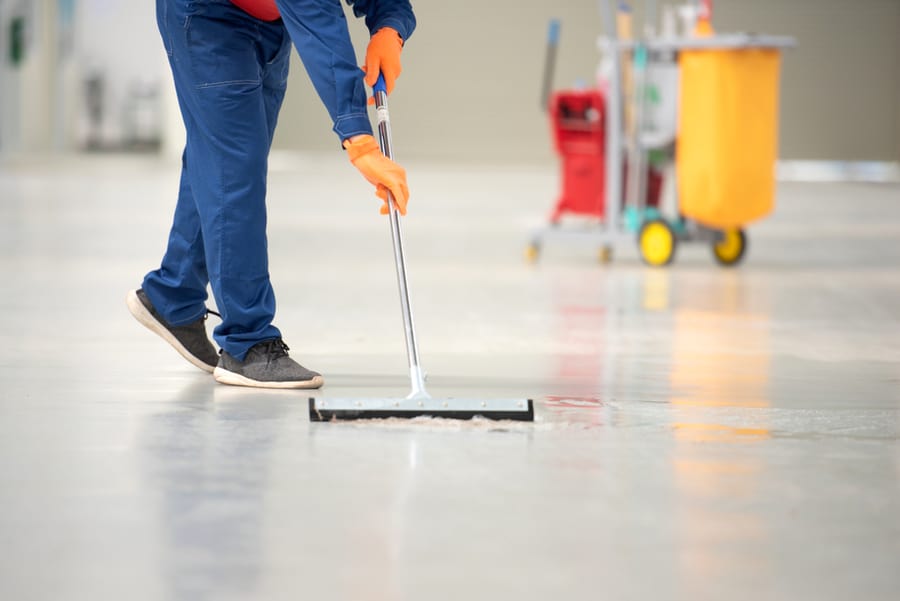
[713,0,900,162]
[273,0,900,164]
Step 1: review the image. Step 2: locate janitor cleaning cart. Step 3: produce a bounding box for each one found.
[528,1,794,267]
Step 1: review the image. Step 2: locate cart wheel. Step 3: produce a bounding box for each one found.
[525,243,540,263]
[712,228,746,266]
[598,246,613,263]
[638,219,677,267]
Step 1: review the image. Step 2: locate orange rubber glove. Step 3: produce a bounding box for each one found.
[343,135,409,216]
[363,27,403,104]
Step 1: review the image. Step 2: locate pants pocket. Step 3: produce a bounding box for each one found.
[184,4,261,89]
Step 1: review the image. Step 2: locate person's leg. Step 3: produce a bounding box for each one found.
[126,0,225,372]
[156,0,282,361]
[210,17,322,389]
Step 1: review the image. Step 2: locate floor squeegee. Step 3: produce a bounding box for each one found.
[308,75,534,422]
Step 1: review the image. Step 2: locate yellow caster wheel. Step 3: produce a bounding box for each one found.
[712,228,746,266]
[525,243,540,263]
[598,246,613,263]
[638,219,677,267]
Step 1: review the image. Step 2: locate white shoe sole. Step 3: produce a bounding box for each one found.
[126,289,216,374]
[213,366,324,389]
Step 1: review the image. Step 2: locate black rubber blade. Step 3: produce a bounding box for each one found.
[309,398,534,422]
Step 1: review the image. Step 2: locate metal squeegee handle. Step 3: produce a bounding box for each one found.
[372,73,428,398]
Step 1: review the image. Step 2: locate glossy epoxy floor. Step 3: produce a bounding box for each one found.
[1,153,898,601]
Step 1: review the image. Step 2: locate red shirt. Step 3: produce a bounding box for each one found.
[230,0,280,21]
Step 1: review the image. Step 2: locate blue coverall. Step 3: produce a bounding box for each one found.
[142,0,416,361]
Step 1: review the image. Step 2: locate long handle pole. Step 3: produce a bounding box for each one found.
[540,19,561,112]
[600,0,624,230]
[372,75,428,398]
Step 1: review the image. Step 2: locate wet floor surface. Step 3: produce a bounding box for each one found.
[1,154,899,600]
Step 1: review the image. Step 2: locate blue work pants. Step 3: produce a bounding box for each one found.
[143,0,291,360]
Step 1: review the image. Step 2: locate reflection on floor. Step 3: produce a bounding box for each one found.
[0,153,898,601]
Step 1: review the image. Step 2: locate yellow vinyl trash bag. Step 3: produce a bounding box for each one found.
[677,48,781,229]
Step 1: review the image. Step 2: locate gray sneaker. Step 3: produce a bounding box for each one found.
[213,339,324,389]
[126,288,219,373]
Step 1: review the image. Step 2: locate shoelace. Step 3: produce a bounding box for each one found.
[258,339,290,365]
[204,309,222,321]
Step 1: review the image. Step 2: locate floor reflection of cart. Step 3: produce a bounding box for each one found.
[528,2,794,267]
